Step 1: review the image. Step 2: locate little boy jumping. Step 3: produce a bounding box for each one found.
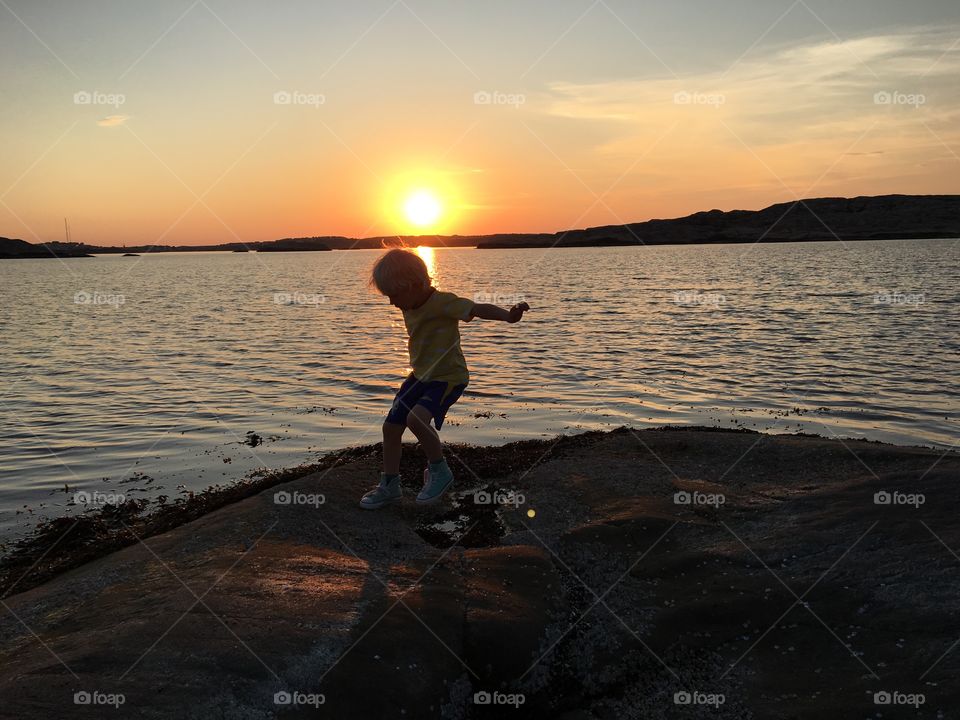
[361,248,529,509]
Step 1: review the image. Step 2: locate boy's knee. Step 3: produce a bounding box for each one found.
[405,406,432,430]
[382,420,404,437]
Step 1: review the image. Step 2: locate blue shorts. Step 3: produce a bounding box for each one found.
[385,374,467,430]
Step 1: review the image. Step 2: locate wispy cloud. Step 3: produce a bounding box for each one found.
[97,115,131,127]
[544,26,959,128]
[536,25,960,203]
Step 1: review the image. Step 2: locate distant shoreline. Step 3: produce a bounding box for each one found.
[3,233,953,260]
[2,193,958,258]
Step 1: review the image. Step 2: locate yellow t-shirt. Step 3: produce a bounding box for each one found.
[402,289,475,385]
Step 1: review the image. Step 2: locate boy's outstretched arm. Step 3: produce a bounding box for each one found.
[470,301,529,323]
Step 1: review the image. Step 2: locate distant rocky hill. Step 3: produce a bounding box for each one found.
[476,194,960,248]
[3,195,957,257]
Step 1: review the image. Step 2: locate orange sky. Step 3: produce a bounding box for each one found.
[1,1,958,245]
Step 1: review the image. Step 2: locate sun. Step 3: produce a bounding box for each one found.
[403,190,443,228]
[383,172,460,233]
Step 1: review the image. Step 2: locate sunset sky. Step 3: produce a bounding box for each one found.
[1,0,958,245]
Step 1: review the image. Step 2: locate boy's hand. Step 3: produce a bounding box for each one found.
[507,302,529,323]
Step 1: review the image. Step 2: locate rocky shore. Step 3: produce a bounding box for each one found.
[0,427,956,719]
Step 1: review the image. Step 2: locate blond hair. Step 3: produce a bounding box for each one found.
[370,248,431,295]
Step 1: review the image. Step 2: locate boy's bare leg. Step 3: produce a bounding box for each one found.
[406,405,443,463]
[382,421,404,475]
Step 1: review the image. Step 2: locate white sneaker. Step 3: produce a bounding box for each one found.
[416,461,454,505]
[360,474,402,510]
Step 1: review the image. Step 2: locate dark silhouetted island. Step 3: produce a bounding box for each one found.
[0,238,94,258]
[0,237,332,257]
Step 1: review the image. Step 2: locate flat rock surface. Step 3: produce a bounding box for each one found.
[0,428,957,719]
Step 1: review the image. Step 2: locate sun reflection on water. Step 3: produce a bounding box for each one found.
[415,245,437,284]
